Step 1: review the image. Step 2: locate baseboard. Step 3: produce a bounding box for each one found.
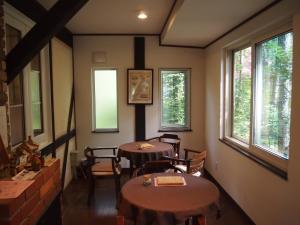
[204,169,256,225]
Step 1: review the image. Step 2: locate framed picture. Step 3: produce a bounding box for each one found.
[127,69,153,104]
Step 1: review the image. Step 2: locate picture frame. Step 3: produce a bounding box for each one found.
[127,69,153,104]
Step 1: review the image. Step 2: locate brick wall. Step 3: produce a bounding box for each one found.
[0,159,62,225]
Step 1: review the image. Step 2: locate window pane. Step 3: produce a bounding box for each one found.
[30,53,43,136]
[94,70,118,130]
[232,47,252,143]
[255,32,293,159]
[6,24,25,145]
[10,106,25,145]
[161,70,189,129]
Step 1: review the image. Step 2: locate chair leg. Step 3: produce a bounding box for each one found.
[185,218,190,225]
[129,160,134,177]
[115,176,121,197]
[88,177,95,205]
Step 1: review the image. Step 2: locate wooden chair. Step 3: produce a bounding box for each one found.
[166,149,207,177]
[146,133,181,157]
[84,146,122,204]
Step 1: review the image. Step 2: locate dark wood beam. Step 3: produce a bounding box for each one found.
[5,0,73,47]
[61,86,75,189]
[134,37,146,141]
[6,0,88,84]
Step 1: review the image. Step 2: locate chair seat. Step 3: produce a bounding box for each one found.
[91,162,121,176]
[175,165,202,177]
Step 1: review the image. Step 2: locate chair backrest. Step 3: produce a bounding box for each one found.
[83,146,120,176]
[159,134,181,157]
[188,150,207,174]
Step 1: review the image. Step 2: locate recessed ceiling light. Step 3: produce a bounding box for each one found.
[138,12,147,20]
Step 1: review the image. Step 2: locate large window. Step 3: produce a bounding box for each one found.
[160,69,191,131]
[5,5,51,148]
[92,69,118,132]
[222,30,293,171]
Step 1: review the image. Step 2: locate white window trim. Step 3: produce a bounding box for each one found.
[4,4,52,149]
[159,68,191,132]
[91,68,119,133]
[221,22,293,173]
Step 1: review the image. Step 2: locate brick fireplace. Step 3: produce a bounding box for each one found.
[0,159,62,225]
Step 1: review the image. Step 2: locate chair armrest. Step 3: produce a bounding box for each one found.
[145,137,160,141]
[84,146,118,158]
[184,148,204,159]
[92,155,118,159]
[163,156,191,163]
[89,146,118,151]
[183,148,203,153]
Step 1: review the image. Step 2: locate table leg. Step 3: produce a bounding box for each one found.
[116,215,125,225]
[130,159,134,177]
[196,215,206,225]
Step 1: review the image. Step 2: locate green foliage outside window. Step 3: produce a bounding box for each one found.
[231,32,293,159]
[233,47,252,143]
[255,32,293,159]
[161,70,189,128]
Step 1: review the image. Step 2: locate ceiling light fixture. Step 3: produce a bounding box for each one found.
[138,12,147,20]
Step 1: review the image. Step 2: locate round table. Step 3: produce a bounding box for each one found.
[120,173,220,225]
[118,141,174,174]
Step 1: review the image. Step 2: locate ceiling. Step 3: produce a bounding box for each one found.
[36,0,277,47]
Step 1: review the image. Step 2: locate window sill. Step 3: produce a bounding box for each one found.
[158,129,192,133]
[92,130,119,133]
[218,138,288,180]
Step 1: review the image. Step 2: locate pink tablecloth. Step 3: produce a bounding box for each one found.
[118,141,174,166]
[120,173,220,225]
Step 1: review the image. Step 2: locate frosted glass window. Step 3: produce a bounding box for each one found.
[93,69,118,131]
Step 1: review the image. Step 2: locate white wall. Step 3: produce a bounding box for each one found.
[51,38,75,188]
[73,36,205,165]
[204,0,300,225]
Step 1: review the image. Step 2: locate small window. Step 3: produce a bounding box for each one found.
[30,54,44,136]
[92,69,118,132]
[160,69,191,131]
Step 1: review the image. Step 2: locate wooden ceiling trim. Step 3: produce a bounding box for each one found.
[6,0,89,84]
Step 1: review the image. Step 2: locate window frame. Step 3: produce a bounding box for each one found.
[91,68,119,133]
[159,68,191,132]
[221,24,293,176]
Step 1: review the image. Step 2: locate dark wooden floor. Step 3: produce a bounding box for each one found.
[62,174,255,225]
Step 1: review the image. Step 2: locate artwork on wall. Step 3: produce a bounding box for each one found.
[127,69,153,104]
